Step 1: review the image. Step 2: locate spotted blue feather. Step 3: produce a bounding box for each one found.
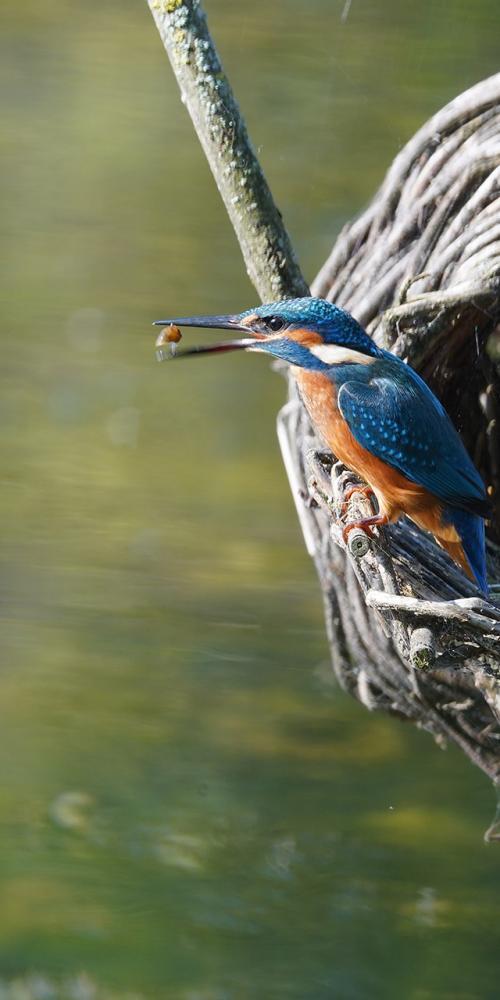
[336,355,488,517]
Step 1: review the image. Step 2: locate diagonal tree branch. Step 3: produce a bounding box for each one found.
[146,0,308,300]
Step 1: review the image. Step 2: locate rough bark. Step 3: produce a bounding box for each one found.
[147,1,500,795]
[146,0,308,300]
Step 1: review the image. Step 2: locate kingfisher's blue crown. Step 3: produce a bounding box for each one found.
[239,297,378,354]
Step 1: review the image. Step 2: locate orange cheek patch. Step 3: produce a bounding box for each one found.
[287,328,324,347]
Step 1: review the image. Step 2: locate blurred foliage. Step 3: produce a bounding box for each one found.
[1,0,500,996]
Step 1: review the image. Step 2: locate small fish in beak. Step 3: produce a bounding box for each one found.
[153,313,259,361]
[155,324,183,360]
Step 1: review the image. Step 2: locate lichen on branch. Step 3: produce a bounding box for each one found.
[147,0,308,301]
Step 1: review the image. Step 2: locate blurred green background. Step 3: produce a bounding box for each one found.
[1,1,500,997]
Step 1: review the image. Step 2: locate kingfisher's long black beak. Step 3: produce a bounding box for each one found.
[153,313,262,360]
[153,314,245,331]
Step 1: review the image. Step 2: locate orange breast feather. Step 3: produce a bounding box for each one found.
[294,369,473,579]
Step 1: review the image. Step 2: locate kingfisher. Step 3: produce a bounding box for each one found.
[154,297,489,594]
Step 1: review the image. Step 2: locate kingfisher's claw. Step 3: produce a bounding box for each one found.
[342,513,389,545]
[340,484,377,519]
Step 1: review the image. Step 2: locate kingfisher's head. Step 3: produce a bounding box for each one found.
[154,297,381,368]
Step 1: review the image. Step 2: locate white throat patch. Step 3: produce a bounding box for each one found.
[309,344,373,366]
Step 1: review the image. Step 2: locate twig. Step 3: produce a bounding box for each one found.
[366,591,500,634]
[146,0,308,301]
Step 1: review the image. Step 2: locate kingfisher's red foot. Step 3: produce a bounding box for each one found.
[340,483,377,518]
[342,513,389,545]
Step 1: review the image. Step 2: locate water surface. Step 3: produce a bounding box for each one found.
[1,0,500,996]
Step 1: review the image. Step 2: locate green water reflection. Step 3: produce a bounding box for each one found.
[2,0,500,996]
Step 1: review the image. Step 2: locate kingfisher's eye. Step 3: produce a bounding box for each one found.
[265,316,286,333]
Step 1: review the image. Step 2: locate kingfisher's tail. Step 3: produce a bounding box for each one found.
[443,507,488,595]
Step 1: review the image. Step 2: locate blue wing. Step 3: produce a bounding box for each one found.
[336,355,489,516]
[444,506,487,593]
